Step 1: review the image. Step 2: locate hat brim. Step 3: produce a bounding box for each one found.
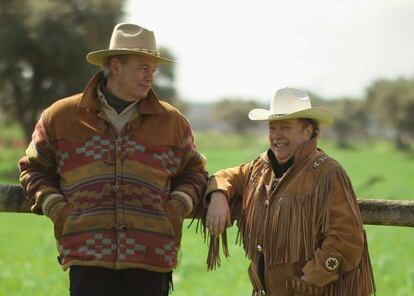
[248,107,334,125]
[86,49,175,66]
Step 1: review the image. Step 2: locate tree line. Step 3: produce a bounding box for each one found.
[0,0,180,144]
[1,0,413,151]
[213,78,414,151]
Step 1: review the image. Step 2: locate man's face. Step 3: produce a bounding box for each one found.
[268,119,313,164]
[109,55,158,101]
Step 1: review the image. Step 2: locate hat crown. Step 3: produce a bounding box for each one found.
[270,87,311,115]
[86,23,174,66]
[109,23,157,51]
[248,87,333,124]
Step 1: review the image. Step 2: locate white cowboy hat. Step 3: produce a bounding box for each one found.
[248,87,334,125]
[87,23,175,66]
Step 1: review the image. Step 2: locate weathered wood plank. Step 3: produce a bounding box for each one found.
[1,184,414,227]
[0,184,30,213]
[358,198,414,227]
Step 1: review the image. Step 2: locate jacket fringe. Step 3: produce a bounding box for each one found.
[206,229,230,270]
[325,234,376,296]
[322,169,375,295]
[195,199,231,270]
[269,164,374,296]
[204,160,375,295]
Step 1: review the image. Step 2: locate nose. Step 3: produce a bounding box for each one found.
[272,127,283,140]
[145,70,154,82]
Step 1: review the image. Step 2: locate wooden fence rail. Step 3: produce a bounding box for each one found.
[1,184,414,227]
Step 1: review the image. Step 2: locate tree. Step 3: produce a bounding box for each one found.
[213,98,261,133]
[152,47,186,112]
[330,99,369,148]
[307,91,369,147]
[367,77,414,150]
[0,0,123,143]
[0,2,181,143]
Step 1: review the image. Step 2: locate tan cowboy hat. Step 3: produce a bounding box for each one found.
[87,23,175,66]
[248,87,334,125]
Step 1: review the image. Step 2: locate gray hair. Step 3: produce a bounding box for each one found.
[101,55,130,79]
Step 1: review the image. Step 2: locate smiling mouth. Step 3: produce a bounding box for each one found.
[274,143,289,148]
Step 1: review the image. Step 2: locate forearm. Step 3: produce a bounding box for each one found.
[303,167,365,286]
[172,155,207,210]
[203,163,250,208]
[19,113,61,214]
[171,127,208,213]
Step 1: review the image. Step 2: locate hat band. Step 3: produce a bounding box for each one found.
[269,114,286,119]
[112,47,160,56]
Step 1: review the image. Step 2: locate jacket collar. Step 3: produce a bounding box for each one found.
[78,72,166,115]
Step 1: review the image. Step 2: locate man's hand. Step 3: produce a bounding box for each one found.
[300,274,311,284]
[165,199,187,243]
[206,191,231,236]
[48,202,67,223]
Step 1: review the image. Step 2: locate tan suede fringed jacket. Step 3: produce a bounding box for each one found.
[204,138,375,296]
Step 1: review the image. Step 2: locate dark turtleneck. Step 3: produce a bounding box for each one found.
[267,149,294,178]
[99,81,134,114]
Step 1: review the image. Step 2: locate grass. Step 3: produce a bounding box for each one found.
[0,121,25,184]
[1,131,413,295]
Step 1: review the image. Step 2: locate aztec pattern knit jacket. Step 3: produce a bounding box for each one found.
[19,73,208,272]
[203,137,375,296]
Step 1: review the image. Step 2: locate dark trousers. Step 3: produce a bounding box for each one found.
[69,266,172,296]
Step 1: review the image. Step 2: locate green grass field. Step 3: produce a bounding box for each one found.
[0,131,413,295]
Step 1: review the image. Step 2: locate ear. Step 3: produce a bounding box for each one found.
[304,124,313,139]
[109,57,122,74]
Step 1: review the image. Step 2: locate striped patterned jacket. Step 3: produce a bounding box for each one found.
[19,73,208,272]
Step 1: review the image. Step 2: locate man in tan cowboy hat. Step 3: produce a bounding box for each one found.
[19,23,208,295]
[201,87,375,296]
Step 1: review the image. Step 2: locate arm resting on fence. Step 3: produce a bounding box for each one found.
[1,184,414,227]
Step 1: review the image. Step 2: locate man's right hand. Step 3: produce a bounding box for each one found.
[206,191,231,236]
[48,202,67,223]
[41,193,67,223]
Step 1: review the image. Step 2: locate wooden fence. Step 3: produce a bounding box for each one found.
[1,184,413,227]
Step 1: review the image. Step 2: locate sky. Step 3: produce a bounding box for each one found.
[124,0,414,103]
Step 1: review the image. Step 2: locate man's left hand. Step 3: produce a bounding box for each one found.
[300,274,311,284]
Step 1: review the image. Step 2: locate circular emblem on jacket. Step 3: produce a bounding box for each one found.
[325,257,339,271]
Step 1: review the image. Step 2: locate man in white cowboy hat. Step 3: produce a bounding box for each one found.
[19,23,207,295]
[201,87,375,296]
